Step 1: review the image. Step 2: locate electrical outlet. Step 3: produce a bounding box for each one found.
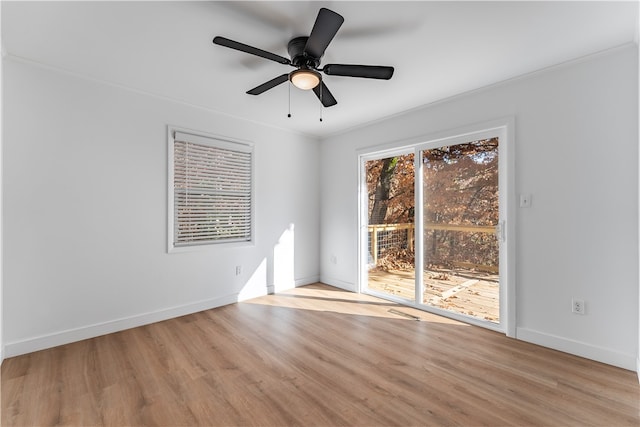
[330,255,337,264]
[235,266,241,276]
[572,298,585,315]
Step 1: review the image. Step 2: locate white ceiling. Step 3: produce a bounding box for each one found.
[2,1,638,138]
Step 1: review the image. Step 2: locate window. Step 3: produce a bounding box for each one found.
[168,128,254,251]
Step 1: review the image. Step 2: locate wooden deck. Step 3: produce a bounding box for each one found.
[368,268,499,322]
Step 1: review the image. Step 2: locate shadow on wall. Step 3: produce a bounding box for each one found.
[237,223,296,301]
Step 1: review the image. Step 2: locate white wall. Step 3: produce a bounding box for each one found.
[637,18,640,380]
[2,58,320,357]
[320,45,639,370]
[0,1,4,364]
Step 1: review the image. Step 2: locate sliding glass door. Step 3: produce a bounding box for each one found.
[360,125,511,333]
[420,138,500,323]
[364,153,416,302]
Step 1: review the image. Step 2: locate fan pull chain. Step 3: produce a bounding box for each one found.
[287,82,292,118]
[319,83,323,122]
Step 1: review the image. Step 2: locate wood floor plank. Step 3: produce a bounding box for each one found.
[2,283,639,426]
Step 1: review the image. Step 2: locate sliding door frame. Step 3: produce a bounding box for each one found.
[358,117,516,337]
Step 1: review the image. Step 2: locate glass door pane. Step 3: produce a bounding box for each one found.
[365,154,416,302]
[422,139,500,323]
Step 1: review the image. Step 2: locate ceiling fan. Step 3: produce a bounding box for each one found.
[213,7,394,107]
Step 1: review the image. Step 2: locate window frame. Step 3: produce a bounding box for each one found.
[167,126,255,253]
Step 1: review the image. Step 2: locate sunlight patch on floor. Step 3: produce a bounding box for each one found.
[244,284,466,325]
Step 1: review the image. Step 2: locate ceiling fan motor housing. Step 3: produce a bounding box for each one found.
[288,36,320,68]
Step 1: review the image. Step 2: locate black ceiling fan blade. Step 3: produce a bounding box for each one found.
[213,36,291,65]
[312,81,337,107]
[304,8,344,59]
[323,64,394,79]
[247,74,290,95]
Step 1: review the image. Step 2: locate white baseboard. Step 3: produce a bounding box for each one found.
[270,275,320,294]
[4,292,248,359]
[3,277,325,359]
[295,275,320,287]
[318,275,356,292]
[237,283,271,302]
[516,327,636,371]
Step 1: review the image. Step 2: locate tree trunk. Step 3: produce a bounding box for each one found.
[369,157,397,224]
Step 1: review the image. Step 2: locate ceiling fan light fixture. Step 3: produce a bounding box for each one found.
[290,69,321,90]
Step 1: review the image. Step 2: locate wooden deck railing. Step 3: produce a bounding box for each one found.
[368,222,497,270]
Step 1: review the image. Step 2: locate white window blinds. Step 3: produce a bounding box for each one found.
[172,131,253,248]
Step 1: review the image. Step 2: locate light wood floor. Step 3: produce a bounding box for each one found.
[2,283,639,426]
